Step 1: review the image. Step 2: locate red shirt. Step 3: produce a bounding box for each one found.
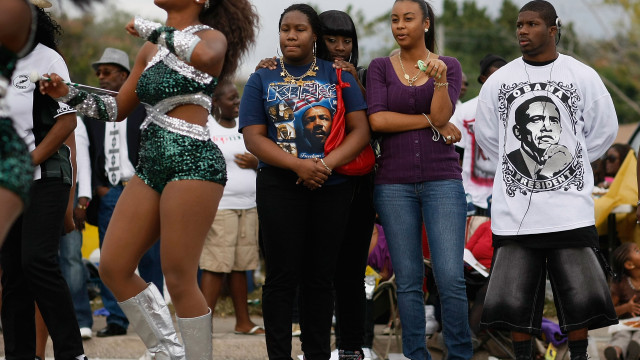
[465,221,494,269]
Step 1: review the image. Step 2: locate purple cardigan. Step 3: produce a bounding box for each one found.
[366,56,463,184]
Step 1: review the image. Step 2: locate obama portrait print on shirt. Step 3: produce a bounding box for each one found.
[500,81,584,196]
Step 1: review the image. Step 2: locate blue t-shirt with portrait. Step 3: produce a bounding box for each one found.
[239,57,367,167]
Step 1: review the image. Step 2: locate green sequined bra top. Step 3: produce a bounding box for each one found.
[137,24,218,140]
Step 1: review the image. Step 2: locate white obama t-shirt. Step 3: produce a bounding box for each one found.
[8,43,75,180]
[476,54,618,236]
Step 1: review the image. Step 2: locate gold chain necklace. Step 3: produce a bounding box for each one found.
[399,50,430,86]
[280,56,319,86]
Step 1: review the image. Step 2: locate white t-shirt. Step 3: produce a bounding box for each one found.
[450,96,496,209]
[75,117,92,199]
[208,117,256,210]
[476,54,618,235]
[8,43,75,180]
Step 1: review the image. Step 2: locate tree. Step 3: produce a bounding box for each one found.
[596,0,640,123]
[56,6,146,87]
[438,0,523,100]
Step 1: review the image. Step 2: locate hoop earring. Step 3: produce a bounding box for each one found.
[212,105,221,121]
[313,43,316,55]
[348,54,352,64]
[276,45,282,58]
[196,0,210,9]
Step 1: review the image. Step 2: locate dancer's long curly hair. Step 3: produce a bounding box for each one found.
[33,7,63,54]
[200,0,258,81]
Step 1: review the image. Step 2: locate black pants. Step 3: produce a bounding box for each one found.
[1,178,84,360]
[257,167,354,360]
[334,173,375,351]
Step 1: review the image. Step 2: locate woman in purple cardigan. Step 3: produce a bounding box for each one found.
[366,1,472,359]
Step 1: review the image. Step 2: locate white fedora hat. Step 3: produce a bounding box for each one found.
[92,48,131,73]
[31,0,52,8]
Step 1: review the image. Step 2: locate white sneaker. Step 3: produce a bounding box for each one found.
[362,347,378,360]
[424,305,439,337]
[79,327,92,340]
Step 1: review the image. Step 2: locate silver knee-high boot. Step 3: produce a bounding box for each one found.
[118,283,185,360]
[177,308,213,360]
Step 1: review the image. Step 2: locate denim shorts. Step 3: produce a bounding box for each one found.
[481,243,618,334]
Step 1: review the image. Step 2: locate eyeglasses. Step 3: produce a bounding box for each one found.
[605,155,619,162]
[95,69,122,77]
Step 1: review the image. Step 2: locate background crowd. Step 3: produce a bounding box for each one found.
[0,1,636,360]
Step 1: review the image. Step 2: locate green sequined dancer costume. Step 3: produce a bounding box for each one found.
[58,23,226,193]
[0,1,37,204]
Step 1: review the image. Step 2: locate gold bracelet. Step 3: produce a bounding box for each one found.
[319,158,332,174]
[434,81,449,89]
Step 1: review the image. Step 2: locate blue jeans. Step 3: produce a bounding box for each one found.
[374,180,472,360]
[98,185,164,329]
[59,188,93,329]
[59,228,93,329]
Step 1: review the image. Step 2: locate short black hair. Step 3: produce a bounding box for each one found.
[319,10,359,67]
[514,95,559,128]
[279,4,327,60]
[519,0,558,28]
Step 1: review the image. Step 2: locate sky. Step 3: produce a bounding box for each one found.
[58,0,625,79]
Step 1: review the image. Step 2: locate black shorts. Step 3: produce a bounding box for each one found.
[481,244,617,334]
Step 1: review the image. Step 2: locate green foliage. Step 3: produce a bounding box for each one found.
[56,6,146,87]
[594,0,640,123]
[438,0,523,100]
[496,0,519,31]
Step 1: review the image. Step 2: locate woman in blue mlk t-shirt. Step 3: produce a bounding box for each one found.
[239,4,369,359]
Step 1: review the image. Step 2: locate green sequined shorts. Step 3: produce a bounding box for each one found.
[137,122,227,193]
[0,117,33,204]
